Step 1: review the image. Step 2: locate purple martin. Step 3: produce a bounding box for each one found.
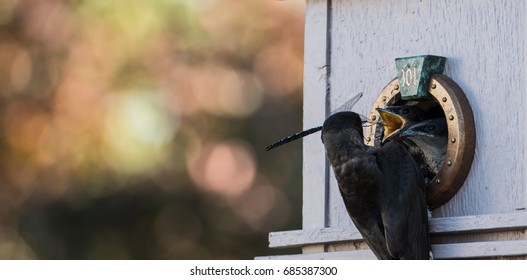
[321,111,431,259]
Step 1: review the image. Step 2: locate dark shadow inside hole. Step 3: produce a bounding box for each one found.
[379,99,448,185]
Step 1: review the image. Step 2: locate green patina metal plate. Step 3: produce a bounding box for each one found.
[395,55,446,100]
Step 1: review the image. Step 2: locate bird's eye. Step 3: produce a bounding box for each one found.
[402,109,409,115]
[427,126,435,131]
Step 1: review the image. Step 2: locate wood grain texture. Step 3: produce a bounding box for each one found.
[328,0,526,224]
[258,240,527,259]
[269,212,527,248]
[432,240,527,259]
[256,250,376,260]
[270,227,365,248]
[302,0,330,230]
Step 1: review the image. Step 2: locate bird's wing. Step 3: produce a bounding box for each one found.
[376,141,430,259]
[333,149,394,260]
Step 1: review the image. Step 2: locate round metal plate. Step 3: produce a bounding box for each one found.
[364,74,476,209]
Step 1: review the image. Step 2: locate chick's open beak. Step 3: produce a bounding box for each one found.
[376,108,407,142]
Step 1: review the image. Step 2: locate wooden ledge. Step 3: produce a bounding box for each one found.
[269,212,527,248]
[257,239,527,260]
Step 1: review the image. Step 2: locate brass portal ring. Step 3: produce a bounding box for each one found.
[364,74,476,209]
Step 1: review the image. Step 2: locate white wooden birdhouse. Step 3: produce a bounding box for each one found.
[259,0,527,260]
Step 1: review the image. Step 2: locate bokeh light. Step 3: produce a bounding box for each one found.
[102,90,178,175]
[0,0,305,259]
[188,140,256,197]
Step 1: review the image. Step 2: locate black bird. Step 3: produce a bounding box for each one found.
[376,105,426,142]
[378,106,448,177]
[397,118,448,175]
[321,111,431,259]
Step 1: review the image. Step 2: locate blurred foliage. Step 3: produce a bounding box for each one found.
[0,0,305,259]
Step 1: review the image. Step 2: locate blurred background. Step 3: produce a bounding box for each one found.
[0,0,305,259]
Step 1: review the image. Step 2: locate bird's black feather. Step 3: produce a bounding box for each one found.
[321,111,430,259]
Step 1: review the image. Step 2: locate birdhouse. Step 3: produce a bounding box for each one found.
[258,0,527,259]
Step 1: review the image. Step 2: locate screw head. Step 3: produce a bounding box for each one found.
[394,85,399,90]
[451,137,456,143]
[431,84,437,89]
[436,179,441,184]
[382,96,387,101]
[442,97,447,102]
[366,137,371,142]
[447,160,452,166]
[449,115,455,121]
[371,115,377,121]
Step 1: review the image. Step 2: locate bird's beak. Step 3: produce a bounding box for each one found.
[376,108,408,143]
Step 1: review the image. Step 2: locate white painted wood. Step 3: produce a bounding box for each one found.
[269,227,364,248]
[269,212,527,248]
[323,0,527,256]
[256,250,376,260]
[328,0,526,223]
[524,1,527,225]
[258,240,527,259]
[430,212,527,234]
[302,0,329,231]
[432,240,527,259]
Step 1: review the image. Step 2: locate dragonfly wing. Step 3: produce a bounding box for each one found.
[332,92,363,114]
